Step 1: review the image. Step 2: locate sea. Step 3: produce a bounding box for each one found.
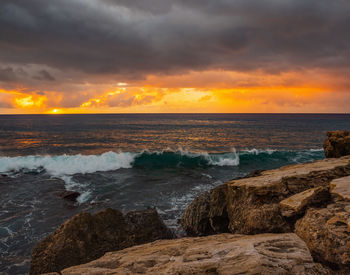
[0,113,349,274]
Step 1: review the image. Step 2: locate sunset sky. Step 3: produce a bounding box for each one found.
[0,0,350,114]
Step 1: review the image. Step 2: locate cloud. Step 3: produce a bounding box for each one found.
[33,70,55,81]
[0,0,349,113]
[0,0,349,80]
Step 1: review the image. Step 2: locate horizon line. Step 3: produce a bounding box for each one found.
[0,112,350,115]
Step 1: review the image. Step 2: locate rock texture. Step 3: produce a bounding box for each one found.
[182,156,350,235]
[61,233,329,275]
[330,175,350,201]
[324,131,350,158]
[180,184,229,236]
[295,202,350,270]
[279,186,329,217]
[30,208,173,275]
[180,191,212,236]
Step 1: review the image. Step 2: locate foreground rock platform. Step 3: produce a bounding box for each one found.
[59,233,329,275]
[30,208,173,275]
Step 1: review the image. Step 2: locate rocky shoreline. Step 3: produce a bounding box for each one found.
[31,131,350,274]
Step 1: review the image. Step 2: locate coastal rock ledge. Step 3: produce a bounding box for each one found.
[55,233,329,275]
[180,136,350,272]
[181,156,350,236]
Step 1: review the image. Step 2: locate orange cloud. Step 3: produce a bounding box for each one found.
[1,68,349,114]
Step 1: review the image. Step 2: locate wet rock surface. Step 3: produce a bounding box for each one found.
[30,208,173,275]
[324,131,350,158]
[59,191,81,202]
[61,233,329,275]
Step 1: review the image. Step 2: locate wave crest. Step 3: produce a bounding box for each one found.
[0,148,324,176]
[0,149,240,176]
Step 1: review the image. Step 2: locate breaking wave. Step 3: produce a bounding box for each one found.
[0,148,324,176]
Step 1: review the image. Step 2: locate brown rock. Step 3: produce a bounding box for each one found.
[208,183,229,232]
[330,176,350,201]
[61,233,329,275]
[182,156,350,236]
[30,208,173,275]
[180,191,212,236]
[295,202,350,270]
[324,131,350,158]
[279,186,330,217]
[226,157,350,234]
[180,184,230,236]
[59,191,81,202]
[124,208,175,244]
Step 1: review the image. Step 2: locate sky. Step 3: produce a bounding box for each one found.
[0,0,350,114]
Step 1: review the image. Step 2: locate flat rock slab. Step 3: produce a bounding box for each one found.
[280,187,329,217]
[228,156,350,190]
[330,176,350,201]
[61,233,329,275]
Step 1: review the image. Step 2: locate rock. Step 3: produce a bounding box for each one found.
[324,131,350,158]
[227,156,350,234]
[61,233,329,275]
[208,183,229,232]
[124,208,175,244]
[180,192,212,236]
[330,176,350,201]
[180,184,230,236]
[279,187,330,217]
[30,208,173,275]
[182,156,350,235]
[295,202,350,270]
[59,191,81,202]
[243,169,265,178]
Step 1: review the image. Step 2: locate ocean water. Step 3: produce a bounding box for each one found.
[0,113,349,274]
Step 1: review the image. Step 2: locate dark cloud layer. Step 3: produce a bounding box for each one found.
[0,0,350,82]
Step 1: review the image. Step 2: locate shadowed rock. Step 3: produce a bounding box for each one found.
[59,191,81,202]
[324,131,350,158]
[30,208,173,275]
[181,184,230,236]
[180,191,212,236]
[60,233,330,275]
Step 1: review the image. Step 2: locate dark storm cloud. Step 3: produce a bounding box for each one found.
[33,70,55,81]
[0,0,350,81]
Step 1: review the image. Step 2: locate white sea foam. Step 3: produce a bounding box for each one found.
[241,148,276,155]
[309,148,324,152]
[0,151,136,176]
